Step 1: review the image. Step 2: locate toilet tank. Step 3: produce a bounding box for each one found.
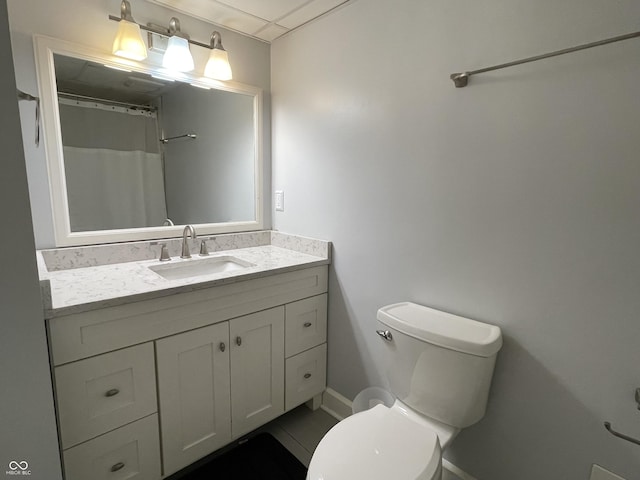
[377,302,502,428]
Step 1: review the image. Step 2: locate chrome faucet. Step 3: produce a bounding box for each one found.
[181,225,197,259]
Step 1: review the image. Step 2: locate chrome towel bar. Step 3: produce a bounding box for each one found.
[160,133,197,144]
[451,30,640,88]
[604,422,640,447]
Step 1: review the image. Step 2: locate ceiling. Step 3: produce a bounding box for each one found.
[54,54,177,105]
[145,0,351,42]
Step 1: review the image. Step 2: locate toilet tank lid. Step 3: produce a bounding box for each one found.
[377,302,502,357]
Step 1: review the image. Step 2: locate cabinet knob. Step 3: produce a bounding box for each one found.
[303,322,312,328]
[219,342,226,352]
[110,462,125,472]
[304,373,312,379]
[236,336,242,346]
[105,388,120,398]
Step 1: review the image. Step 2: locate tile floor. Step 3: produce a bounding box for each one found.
[262,405,338,467]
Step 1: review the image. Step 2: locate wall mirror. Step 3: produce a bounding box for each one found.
[35,35,263,247]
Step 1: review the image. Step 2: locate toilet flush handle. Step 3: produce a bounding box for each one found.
[376,330,393,341]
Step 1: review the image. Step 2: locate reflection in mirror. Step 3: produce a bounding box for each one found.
[54,54,256,233]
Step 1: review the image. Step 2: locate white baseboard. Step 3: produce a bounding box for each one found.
[320,388,478,480]
[442,459,478,480]
[320,388,353,421]
[591,464,627,480]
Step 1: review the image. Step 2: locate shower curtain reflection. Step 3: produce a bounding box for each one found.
[58,98,168,231]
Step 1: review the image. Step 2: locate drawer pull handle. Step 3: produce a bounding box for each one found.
[236,336,242,346]
[105,388,120,398]
[219,342,226,352]
[110,462,125,472]
[304,373,312,379]
[303,322,313,328]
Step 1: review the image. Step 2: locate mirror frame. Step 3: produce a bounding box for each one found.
[34,35,264,247]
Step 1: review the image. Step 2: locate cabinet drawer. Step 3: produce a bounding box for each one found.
[55,343,157,448]
[285,343,327,411]
[285,294,327,357]
[63,414,160,480]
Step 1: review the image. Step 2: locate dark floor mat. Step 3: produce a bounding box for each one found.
[175,433,308,480]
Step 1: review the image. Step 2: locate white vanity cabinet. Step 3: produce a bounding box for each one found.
[48,266,328,479]
[156,307,285,476]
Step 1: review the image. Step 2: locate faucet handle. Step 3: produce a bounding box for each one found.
[151,242,171,261]
[199,239,209,256]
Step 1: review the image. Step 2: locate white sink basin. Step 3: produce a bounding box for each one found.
[148,256,255,280]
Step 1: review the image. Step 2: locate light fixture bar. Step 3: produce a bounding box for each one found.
[450,30,640,88]
[109,15,213,50]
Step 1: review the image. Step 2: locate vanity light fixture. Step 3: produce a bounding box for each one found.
[204,31,233,81]
[162,18,194,73]
[112,0,147,61]
[109,1,233,79]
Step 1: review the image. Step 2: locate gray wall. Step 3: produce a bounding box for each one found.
[162,84,255,224]
[271,1,640,479]
[7,0,271,248]
[0,1,62,478]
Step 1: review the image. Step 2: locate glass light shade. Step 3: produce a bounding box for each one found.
[162,36,194,72]
[112,20,147,61]
[204,48,232,81]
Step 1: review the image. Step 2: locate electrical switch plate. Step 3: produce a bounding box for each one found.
[275,190,284,211]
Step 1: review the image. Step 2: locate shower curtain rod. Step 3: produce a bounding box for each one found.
[450,29,640,87]
[58,92,157,111]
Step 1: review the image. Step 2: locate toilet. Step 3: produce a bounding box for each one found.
[307,302,503,480]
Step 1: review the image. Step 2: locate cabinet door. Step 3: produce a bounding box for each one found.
[230,307,285,438]
[156,322,231,476]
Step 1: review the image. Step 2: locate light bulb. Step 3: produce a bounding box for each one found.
[112,20,147,61]
[204,48,232,81]
[162,36,194,72]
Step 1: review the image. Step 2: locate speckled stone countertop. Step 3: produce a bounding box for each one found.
[38,231,331,318]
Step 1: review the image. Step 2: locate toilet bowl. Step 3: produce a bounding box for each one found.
[307,400,458,480]
[307,302,503,480]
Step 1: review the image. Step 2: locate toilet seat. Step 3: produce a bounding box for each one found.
[307,403,442,480]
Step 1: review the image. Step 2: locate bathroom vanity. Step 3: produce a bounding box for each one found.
[30,33,329,480]
[39,231,330,479]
